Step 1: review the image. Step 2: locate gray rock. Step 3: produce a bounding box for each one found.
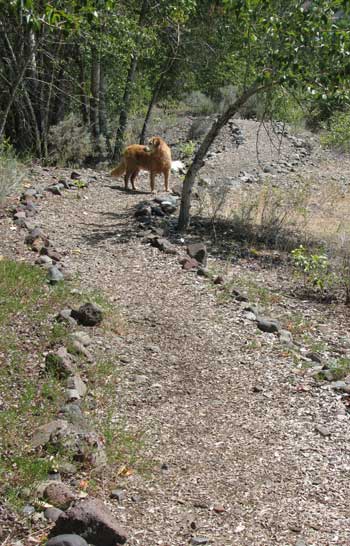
[71,331,92,347]
[46,535,88,546]
[14,211,27,220]
[110,489,125,502]
[49,497,128,545]
[67,375,87,398]
[263,165,275,173]
[244,311,256,321]
[57,462,78,475]
[315,424,331,437]
[45,350,76,378]
[70,340,94,362]
[48,266,64,284]
[32,420,70,448]
[71,303,103,327]
[279,329,293,345]
[191,538,209,545]
[44,507,65,523]
[22,504,35,516]
[46,184,64,195]
[257,317,281,333]
[36,255,53,266]
[160,201,177,214]
[330,380,349,392]
[187,242,207,266]
[66,389,81,402]
[59,403,85,426]
[57,308,77,326]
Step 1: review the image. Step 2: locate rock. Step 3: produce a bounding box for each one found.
[70,331,92,347]
[213,504,225,513]
[243,304,263,317]
[306,351,322,363]
[279,329,294,345]
[47,535,88,546]
[135,204,151,218]
[160,201,177,214]
[57,308,77,326]
[57,462,78,475]
[66,389,81,402]
[40,247,63,262]
[180,257,199,271]
[315,424,331,437]
[197,267,211,278]
[44,482,76,509]
[151,205,165,217]
[151,237,177,255]
[49,498,128,545]
[330,380,349,392]
[263,164,275,173]
[257,317,281,333]
[244,311,256,321]
[45,349,76,378]
[187,242,207,266]
[70,340,93,362]
[32,420,70,448]
[110,489,125,502]
[213,275,225,285]
[36,255,53,266]
[44,507,64,523]
[59,404,86,427]
[71,303,103,327]
[48,266,64,284]
[67,375,87,398]
[232,289,248,302]
[191,538,209,545]
[14,211,27,220]
[22,504,35,516]
[171,160,186,174]
[46,184,64,196]
[21,188,38,200]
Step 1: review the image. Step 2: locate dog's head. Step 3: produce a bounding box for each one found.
[148,136,162,151]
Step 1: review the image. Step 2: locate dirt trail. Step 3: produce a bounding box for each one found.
[26,169,350,546]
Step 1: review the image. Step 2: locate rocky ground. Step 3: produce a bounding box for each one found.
[1,117,350,546]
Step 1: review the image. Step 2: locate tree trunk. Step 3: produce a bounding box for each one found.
[177,81,270,232]
[99,62,111,155]
[112,0,148,161]
[90,46,100,138]
[139,69,167,144]
[79,56,89,125]
[0,58,30,139]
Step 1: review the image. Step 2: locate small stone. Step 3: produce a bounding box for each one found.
[66,389,81,402]
[110,489,125,502]
[71,303,103,327]
[14,211,27,220]
[253,385,263,393]
[244,311,256,321]
[45,350,76,378]
[257,317,281,333]
[151,237,177,254]
[213,275,225,285]
[306,352,322,363]
[213,504,225,513]
[22,188,38,200]
[191,537,209,545]
[22,504,35,516]
[44,507,64,523]
[315,424,331,437]
[330,380,349,392]
[48,266,64,284]
[70,340,93,362]
[46,535,88,546]
[232,289,249,302]
[36,255,53,266]
[46,184,64,196]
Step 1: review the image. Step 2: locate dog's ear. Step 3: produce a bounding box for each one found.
[153,137,160,147]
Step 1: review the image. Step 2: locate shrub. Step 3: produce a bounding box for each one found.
[291,245,333,292]
[188,117,212,140]
[184,91,216,116]
[320,109,350,152]
[218,85,237,113]
[0,140,25,204]
[48,114,100,165]
[179,140,196,159]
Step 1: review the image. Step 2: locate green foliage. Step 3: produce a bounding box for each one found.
[0,140,25,203]
[291,245,333,292]
[179,140,196,158]
[48,114,99,166]
[184,91,216,116]
[317,357,350,381]
[321,109,350,152]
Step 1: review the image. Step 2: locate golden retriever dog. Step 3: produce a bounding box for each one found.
[110,136,172,192]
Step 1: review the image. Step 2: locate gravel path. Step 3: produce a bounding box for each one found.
[26,166,350,546]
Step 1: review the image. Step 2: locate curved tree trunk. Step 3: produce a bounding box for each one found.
[178,81,270,232]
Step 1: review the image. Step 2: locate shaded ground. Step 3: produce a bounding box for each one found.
[1,119,350,546]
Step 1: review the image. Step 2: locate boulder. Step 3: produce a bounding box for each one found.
[44,482,76,510]
[71,303,103,327]
[46,535,88,546]
[49,498,128,545]
[187,242,207,266]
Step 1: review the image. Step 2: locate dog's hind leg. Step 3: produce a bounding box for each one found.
[163,169,170,192]
[130,169,139,191]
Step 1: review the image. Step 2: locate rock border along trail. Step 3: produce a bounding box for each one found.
[5,160,346,546]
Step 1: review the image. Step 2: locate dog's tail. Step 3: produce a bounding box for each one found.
[110,159,126,177]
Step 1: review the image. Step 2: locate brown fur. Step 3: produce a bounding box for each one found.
[110,136,172,192]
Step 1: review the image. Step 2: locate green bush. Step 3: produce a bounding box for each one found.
[184,91,216,116]
[0,140,25,203]
[291,245,333,292]
[321,110,350,152]
[48,114,106,165]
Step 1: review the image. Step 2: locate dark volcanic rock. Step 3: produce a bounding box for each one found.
[49,498,128,545]
[71,303,103,326]
[187,242,207,266]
